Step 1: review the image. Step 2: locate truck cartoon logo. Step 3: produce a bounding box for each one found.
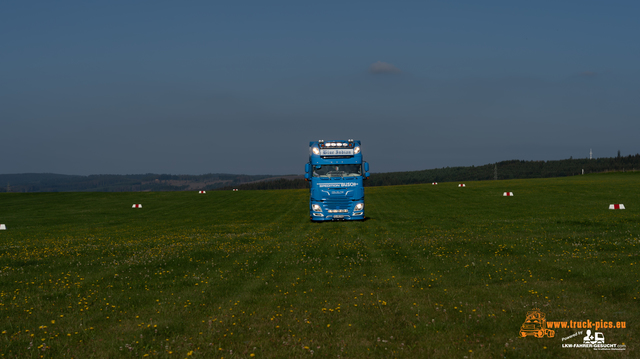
[519,309,555,338]
[583,330,604,344]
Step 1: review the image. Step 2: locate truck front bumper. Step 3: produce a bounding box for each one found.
[311,212,364,221]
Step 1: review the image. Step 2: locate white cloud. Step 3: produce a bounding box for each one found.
[369,61,401,74]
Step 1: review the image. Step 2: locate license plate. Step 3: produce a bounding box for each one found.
[333,215,345,219]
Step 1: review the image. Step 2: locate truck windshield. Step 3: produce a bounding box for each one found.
[312,164,362,178]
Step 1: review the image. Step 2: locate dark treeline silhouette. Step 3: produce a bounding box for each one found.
[218,178,309,191]
[364,155,640,187]
[219,155,640,191]
[0,173,275,193]
[3,155,639,193]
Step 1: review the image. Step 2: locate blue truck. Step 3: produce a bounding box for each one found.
[304,139,370,221]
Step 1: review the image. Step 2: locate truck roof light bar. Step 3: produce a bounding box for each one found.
[318,140,359,148]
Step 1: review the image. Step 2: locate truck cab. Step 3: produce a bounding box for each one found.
[305,139,369,221]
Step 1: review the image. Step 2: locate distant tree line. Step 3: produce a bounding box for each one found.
[0,173,274,193]
[218,178,309,191]
[3,155,639,193]
[364,155,640,187]
[218,154,640,191]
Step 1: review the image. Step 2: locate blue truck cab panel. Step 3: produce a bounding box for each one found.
[305,139,369,221]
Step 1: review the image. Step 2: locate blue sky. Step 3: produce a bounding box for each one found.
[2,1,639,175]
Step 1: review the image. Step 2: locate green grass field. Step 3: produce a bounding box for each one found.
[1,173,638,358]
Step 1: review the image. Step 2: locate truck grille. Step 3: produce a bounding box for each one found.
[324,198,351,209]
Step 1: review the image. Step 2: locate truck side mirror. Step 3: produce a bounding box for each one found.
[364,162,369,172]
[304,173,310,180]
[305,163,310,173]
[365,172,370,179]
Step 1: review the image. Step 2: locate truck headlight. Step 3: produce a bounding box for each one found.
[354,203,364,211]
[312,147,320,155]
[354,146,360,154]
[312,204,322,212]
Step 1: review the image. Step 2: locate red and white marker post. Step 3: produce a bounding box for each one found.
[132,204,142,208]
[609,204,625,210]
[503,192,514,196]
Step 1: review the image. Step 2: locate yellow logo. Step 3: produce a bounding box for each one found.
[519,309,555,338]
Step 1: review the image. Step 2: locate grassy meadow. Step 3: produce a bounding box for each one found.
[0,172,638,358]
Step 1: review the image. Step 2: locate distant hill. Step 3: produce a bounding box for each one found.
[2,155,639,193]
[221,154,640,191]
[0,173,277,193]
[217,176,307,191]
[364,155,640,187]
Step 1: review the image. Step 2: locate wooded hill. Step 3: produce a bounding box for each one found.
[365,154,640,187]
[2,155,639,193]
[219,154,640,191]
[0,173,275,193]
